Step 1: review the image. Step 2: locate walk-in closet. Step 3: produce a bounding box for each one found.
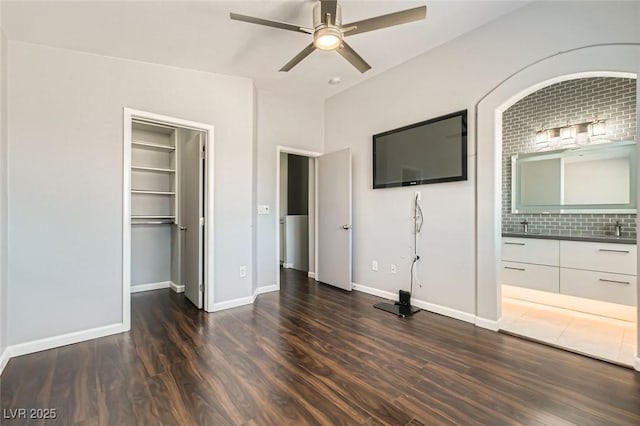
[130,119,206,308]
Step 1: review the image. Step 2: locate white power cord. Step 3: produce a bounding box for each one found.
[410,193,423,292]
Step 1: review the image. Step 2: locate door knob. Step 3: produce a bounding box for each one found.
[180,226,187,231]
[342,224,352,230]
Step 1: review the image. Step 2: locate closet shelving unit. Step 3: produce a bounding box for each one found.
[131,120,179,225]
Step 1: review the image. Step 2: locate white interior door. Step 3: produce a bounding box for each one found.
[181,132,204,308]
[317,148,352,290]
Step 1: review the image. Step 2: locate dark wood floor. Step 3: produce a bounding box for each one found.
[2,269,640,425]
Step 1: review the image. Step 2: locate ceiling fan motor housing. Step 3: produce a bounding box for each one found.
[313,3,342,28]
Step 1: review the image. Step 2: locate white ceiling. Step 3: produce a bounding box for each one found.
[2,1,527,99]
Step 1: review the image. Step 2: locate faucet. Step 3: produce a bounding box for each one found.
[615,220,622,237]
[520,220,529,234]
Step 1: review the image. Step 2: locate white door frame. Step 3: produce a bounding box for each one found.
[276,145,322,289]
[123,108,215,330]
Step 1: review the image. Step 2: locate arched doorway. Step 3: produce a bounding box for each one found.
[475,44,640,370]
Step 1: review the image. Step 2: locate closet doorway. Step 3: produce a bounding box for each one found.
[123,109,214,326]
[276,147,320,288]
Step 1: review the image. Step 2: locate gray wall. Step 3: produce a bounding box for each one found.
[287,154,308,215]
[7,41,254,345]
[325,1,640,317]
[256,90,323,288]
[502,77,637,238]
[0,26,6,358]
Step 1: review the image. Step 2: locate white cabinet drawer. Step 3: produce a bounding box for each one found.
[560,268,637,306]
[502,237,559,266]
[560,241,636,274]
[502,261,559,292]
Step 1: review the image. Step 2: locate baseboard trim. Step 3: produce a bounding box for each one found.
[283,263,293,269]
[255,285,278,296]
[6,323,126,362]
[0,346,10,375]
[411,299,477,324]
[212,295,255,312]
[635,356,640,372]
[352,282,476,325]
[308,272,316,279]
[475,316,502,331]
[352,283,397,301]
[170,282,185,293]
[130,281,171,293]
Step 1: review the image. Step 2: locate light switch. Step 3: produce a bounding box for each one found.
[258,205,270,215]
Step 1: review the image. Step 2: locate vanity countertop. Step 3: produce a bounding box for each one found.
[502,232,636,245]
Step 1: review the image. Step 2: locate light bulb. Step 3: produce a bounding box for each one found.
[313,27,342,51]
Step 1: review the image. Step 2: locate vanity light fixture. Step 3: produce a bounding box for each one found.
[590,119,607,136]
[535,118,607,143]
[535,129,548,143]
[560,124,575,140]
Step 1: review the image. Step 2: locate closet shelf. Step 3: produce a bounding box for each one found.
[131,190,176,195]
[131,165,176,173]
[132,215,176,219]
[132,140,176,151]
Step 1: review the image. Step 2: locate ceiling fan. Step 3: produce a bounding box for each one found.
[230,0,427,74]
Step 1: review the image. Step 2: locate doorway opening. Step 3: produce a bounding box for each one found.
[498,75,637,367]
[278,150,317,283]
[123,109,214,329]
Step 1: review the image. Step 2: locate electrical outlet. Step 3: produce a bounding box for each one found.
[372,260,378,271]
[390,264,397,274]
[414,191,421,201]
[239,266,247,277]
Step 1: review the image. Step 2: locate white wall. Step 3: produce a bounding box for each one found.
[324,1,640,319]
[251,85,258,295]
[256,90,323,288]
[7,41,254,345]
[0,19,7,363]
[308,158,315,274]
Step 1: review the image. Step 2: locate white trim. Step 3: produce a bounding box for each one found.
[255,285,278,296]
[0,347,9,375]
[276,146,321,292]
[170,282,185,293]
[212,295,255,312]
[282,263,294,269]
[123,110,132,331]
[352,283,396,300]
[352,283,477,324]
[308,272,316,279]
[123,108,215,321]
[130,281,171,293]
[211,285,279,312]
[475,316,502,331]
[411,299,477,324]
[635,356,640,372]
[6,323,125,359]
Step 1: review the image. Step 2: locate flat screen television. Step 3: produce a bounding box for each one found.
[373,110,467,189]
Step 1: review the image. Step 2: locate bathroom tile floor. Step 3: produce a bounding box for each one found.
[501,297,637,367]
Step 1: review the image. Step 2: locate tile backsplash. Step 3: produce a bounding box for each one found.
[502,77,637,238]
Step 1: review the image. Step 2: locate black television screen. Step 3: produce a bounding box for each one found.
[373,110,467,189]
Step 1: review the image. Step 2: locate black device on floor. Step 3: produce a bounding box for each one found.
[374,290,420,318]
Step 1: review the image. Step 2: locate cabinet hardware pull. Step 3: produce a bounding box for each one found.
[598,249,630,253]
[598,278,630,285]
[504,266,525,271]
[504,242,525,246]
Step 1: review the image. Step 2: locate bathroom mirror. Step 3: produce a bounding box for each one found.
[511,141,636,213]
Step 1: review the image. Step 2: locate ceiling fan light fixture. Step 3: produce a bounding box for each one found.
[313,27,342,50]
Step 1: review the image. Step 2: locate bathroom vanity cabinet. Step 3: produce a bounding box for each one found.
[502,236,637,306]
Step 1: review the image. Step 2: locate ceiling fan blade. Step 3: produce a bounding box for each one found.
[230,12,313,34]
[280,43,317,72]
[321,0,338,24]
[343,5,426,37]
[336,41,371,74]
